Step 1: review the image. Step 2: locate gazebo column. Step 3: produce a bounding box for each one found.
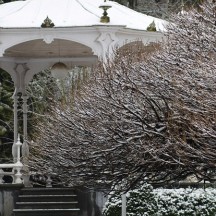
[12,63,30,185]
[22,94,28,145]
[12,89,19,163]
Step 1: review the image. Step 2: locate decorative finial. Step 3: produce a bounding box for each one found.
[146,21,157,32]
[99,0,112,23]
[41,16,55,28]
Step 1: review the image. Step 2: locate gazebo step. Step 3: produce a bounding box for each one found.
[18,194,77,202]
[13,208,80,216]
[16,201,78,209]
[13,187,80,216]
[20,187,76,195]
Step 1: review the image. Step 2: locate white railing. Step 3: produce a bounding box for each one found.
[0,135,23,184]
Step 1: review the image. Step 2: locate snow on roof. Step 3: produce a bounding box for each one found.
[0,0,167,31]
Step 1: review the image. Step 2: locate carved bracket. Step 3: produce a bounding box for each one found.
[40,29,55,44]
[96,31,118,60]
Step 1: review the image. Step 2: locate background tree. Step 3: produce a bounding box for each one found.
[30,2,216,190]
[0,68,57,164]
[112,0,208,18]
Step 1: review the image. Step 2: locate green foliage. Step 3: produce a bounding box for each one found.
[103,190,122,216]
[127,184,157,215]
[156,188,216,216]
[103,183,157,216]
[103,184,216,216]
[0,68,14,161]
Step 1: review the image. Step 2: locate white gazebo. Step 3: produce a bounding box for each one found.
[0,0,166,184]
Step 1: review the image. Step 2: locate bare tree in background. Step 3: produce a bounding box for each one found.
[112,0,208,18]
[29,2,216,190]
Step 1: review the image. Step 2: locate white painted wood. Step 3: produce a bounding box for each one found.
[122,194,126,216]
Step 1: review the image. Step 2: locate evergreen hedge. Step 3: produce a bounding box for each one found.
[103,184,216,216]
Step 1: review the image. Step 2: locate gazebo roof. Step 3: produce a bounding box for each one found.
[0,0,167,91]
[0,0,166,31]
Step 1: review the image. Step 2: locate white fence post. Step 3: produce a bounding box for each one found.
[122,193,126,216]
[46,168,53,188]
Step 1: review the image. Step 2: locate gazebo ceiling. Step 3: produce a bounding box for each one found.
[4,39,94,58]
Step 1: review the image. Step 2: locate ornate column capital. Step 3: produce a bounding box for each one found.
[13,63,30,93]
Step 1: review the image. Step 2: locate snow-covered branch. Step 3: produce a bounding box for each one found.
[29,2,216,190]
